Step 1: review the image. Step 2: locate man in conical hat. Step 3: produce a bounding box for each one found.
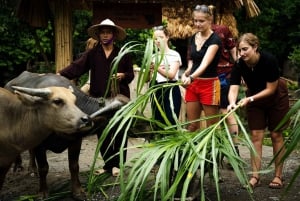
[59,18,134,177]
[88,18,126,41]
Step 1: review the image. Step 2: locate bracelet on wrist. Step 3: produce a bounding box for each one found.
[189,75,194,82]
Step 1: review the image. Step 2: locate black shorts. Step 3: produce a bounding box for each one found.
[246,80,289,131]
[220,84,230,109]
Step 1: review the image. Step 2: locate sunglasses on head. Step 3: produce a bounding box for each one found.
[194,4,212,15]
[153,25,165,31]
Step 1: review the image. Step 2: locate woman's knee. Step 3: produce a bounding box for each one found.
[188,123,199,132]
[270,132,284,143]
[251,130,264,143]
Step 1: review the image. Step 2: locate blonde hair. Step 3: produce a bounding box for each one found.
[193,4,213,19]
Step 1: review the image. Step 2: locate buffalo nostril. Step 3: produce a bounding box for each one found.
[81,115,91,123]
[80,115,93,128]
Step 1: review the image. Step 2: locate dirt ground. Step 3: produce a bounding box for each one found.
[1,135,300,201]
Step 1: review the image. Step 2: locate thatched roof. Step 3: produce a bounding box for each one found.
[17,0,259,38]
[90,0,260,39]
[162,6,240,39]
[89,0,260,17]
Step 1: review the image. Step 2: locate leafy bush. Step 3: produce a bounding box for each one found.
[288,45,300,73]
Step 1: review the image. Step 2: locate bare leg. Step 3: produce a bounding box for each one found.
[186,101,202,131]
[220,108,239,155]
[249,129,264,186]
[220,108,239,136]
[202,104,219,127]
[269,131,285,187]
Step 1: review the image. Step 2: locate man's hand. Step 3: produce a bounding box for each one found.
[112,73,125,81]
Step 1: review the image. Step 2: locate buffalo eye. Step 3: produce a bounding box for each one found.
[52,98,64,106]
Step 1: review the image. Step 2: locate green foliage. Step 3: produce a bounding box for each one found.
[0,2,55,84]
[0,3,93,79]
[17,191,71,201]
[288,45,300,73]
[123,28,153,66]
[274,99,300,192]
[122,19,169,66]
[0,4,34,68]
[287,80,299,90]
[34,23,53,56]
[87,39,255,201]
[72,10,93,57]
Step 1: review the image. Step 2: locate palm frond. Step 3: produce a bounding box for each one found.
[105,99,254,201]
[87,39,257,201]
[273,99,300,192]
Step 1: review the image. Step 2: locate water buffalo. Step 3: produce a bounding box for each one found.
[0,86,92,192]
[5,71,129,199]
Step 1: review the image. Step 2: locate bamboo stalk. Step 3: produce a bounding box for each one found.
[54,0,72,72]
[280,77,298,85]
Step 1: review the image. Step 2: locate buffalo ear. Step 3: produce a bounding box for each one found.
[15,91,44,106]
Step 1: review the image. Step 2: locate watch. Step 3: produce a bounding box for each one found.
[249,97,254,102]
[189,75,194,82]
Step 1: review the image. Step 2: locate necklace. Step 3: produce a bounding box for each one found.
[195,33,207,51]
[248,63,256,71]
[246,53,260,71]
[195,31,213,50]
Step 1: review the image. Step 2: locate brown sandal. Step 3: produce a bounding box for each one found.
[269,176,284,189]
[248,176,261,189]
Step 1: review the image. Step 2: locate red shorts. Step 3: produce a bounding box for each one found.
[185,77,220,105]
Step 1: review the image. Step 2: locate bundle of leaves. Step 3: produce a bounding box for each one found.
[85,39,258,201]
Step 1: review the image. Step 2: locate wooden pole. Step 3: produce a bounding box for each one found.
[52,0,73,73]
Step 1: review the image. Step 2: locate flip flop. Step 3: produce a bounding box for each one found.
[269,176,284,189]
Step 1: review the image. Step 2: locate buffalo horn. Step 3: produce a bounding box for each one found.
[12,86,52,99]
[90,99,125,118]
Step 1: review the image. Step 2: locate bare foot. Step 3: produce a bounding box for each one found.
[94,168,107,175]
[112,167,120,177]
